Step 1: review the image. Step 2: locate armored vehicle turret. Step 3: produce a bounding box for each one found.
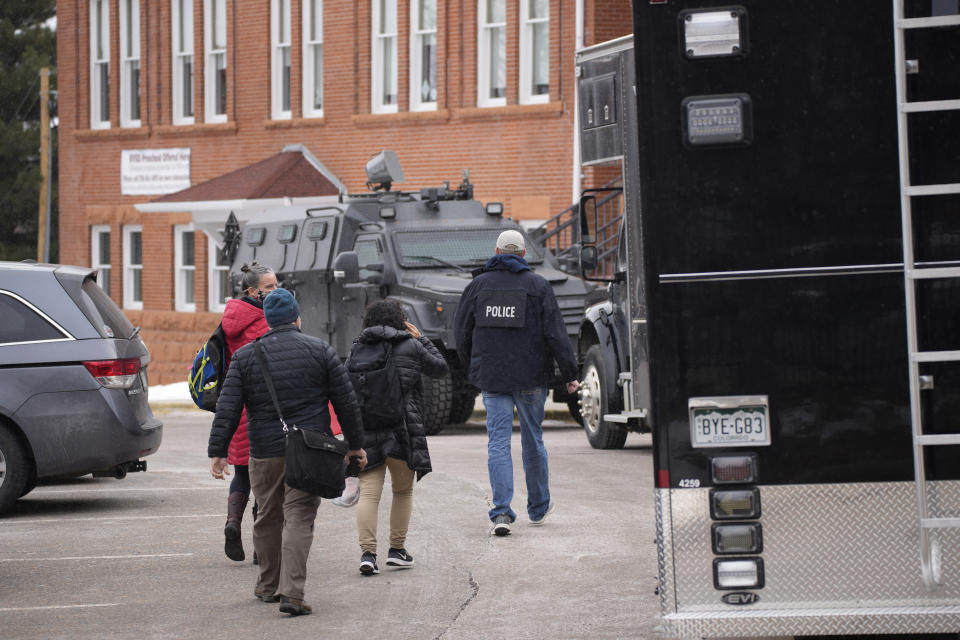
[221,152,592,434]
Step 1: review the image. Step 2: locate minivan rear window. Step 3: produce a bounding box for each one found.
[80,278,135,339]
[0,293,68,344]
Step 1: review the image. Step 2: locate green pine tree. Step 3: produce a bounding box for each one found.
[0,1,57,262]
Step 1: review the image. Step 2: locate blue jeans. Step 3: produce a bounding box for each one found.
[482,387,550,522]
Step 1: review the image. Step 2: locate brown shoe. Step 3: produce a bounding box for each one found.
[279,597,312,616]
[254,587,279,603]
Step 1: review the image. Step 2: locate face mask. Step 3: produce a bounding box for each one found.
[256,290,268,301]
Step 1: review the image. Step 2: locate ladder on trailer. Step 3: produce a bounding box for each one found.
[893,0,960,588]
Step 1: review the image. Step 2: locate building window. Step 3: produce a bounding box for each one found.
[208,234,231,312]
[478,0,506,108]
[91,225,112,296]
[410,0,437,111]
[123,225,143,310]
[302,0,323,118]
[119,0,141,126]
[90,0,110,129]
[371,0,398,114]
[172,0,195,125]
[205,0,227,123]
[519,0,548,104]
[174,225,196,312]
[271,0,292,119]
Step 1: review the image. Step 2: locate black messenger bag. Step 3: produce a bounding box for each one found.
[254,340,347,498]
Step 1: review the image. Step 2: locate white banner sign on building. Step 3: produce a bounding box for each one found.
[121,148,191,195]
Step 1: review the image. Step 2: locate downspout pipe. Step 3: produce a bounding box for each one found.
[572,0,584,202]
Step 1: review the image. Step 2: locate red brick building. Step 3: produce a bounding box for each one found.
[57,0,631,384]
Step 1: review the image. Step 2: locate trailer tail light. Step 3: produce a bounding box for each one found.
[714,558,764,589]
[657,469,670,488]
[712,523,762,555]
[680,8,747,59]
[682,94,753,147]
[711,455,757,484]
[83,358,141,389]
[711,488,761,520]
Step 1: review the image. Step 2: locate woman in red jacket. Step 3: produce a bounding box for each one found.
[219,262,276,561]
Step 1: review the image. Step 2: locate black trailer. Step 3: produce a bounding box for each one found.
[579,1,960,637]
[575,35,652,450]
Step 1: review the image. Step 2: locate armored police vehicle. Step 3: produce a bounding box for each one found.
[222,152,591,434]
[577,2,960,638]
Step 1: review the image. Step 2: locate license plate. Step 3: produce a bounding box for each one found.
[689,396,771,448]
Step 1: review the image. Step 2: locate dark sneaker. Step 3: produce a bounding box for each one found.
[359,551,379,576]
[254,587,279,603]
[529,501,556,526]
[492,514,512,537]
[278,596,312,616]
[385,548,414,568]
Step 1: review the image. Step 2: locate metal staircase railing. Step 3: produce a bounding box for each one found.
[532,177,623,276]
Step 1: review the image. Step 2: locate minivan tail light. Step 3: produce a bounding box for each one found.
[84,358,141,389]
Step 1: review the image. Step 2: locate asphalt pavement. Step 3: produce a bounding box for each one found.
[0,408,661,640]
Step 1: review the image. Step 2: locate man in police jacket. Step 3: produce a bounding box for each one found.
[454,230,580,536]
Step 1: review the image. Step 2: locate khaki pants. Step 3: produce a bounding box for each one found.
[357,457,415,554]
[249,456,320,601]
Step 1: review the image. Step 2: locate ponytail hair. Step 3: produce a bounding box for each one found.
[239,262,274,292]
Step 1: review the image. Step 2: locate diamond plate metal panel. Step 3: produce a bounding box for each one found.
[655,489,677,615]
[664,606,960,638]
[659,481,960,638]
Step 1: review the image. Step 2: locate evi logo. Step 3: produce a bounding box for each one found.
[721,591,760,606]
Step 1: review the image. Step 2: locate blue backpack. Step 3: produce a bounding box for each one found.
[188,324,230,412]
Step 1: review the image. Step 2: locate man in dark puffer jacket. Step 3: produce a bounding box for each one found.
[348,301,448,577]
[209,288,366,616]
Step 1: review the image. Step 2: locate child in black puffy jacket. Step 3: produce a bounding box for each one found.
[346,300,448,576]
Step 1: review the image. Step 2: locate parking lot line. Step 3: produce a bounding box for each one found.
[1,514,221,524]
[31,486,225,494]
[0,604,122,613]
[0,553,194,562]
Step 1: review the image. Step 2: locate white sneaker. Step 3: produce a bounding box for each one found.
[529,501,556,526]
[332,476,359,507]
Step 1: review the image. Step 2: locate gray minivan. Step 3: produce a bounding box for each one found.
[0,261,162,514]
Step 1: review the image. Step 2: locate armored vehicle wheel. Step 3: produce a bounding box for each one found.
[448,390,478,424]
[0,426,31,514]
[579,345,626,449]
[422,371,453,435]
